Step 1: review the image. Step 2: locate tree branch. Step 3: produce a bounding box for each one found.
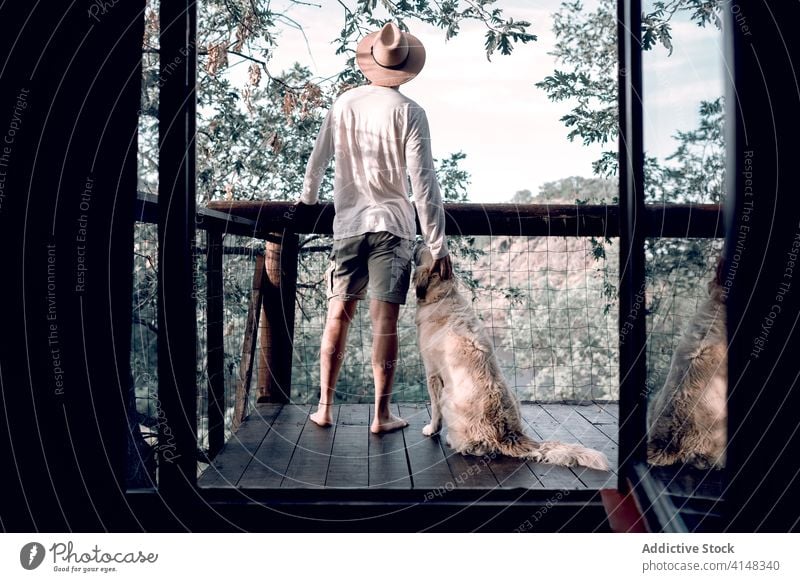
[225,49,307,92]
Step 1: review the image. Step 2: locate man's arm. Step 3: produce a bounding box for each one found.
[405,105,449,267]
[299,108,334,204]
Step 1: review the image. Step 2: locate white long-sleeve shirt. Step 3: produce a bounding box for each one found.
[300,84,449,259]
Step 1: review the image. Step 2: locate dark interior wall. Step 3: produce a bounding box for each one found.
[724,1,800,531]
[0,1,145,531]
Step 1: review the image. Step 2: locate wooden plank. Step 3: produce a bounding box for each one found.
[574,402,619,444]
[593,401,619,420]
[438,444,500,489]
[368,404,411,489]
[428,405,499,489]
[486,454,543,489]
[541,404,618,471]
[526,461,586,490]
[537,406,617,483]
[238,405,310,488]
[572,402,619,427]
[539,404,617,489]
[398,404,455,492]
[325,404,369,488]
[571,466,616,489]
[199,404,283,488]
[519,406,588,489]
[280,405,340,488]
[337,403,370,426]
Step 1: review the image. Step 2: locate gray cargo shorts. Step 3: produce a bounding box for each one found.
[325,231,414,304]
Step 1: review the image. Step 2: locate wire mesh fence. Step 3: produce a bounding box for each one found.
[645,237,725,399]
[130,222,158,449]
[130,225,262,475]
[192,230,285,453]
[290,233,620,403]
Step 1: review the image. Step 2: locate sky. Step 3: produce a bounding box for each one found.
[246,0,724,203]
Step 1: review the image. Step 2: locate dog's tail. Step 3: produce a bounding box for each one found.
[498,433,609,471]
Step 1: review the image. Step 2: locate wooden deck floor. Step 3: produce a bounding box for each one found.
[199,402,618,491]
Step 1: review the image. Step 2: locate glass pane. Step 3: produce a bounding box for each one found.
[641,1,727,512]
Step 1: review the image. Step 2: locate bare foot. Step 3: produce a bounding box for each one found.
[309,406,333,427]
[370,414,408,434]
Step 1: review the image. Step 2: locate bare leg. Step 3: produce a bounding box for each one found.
[310,299,358,427]
[369,299,408,434]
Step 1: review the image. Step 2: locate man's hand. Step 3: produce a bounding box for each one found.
[431,255,453,280]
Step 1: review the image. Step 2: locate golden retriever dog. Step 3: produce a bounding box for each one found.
[413,245,609,471]
[647,257,727,470]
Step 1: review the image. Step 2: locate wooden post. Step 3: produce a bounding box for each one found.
[157,0,198,494]
[616,0,647,491]
[723,2,800,531]
[232,254,265,432]
[257,231,298,403]
[206,231,225,459]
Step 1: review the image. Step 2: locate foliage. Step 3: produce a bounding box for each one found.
[140,0,536,201]
[646,97,725,204]
[510,189,533,204]
[535,175,616,204]
[536,0,618,148]
[333,0,537,73]
[642,0,721,54]
[536,0,722,171]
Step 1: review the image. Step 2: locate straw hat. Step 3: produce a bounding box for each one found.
[356,23,426,87]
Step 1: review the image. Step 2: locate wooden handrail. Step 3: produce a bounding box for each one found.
[202,200,724,239]
[136,195,724,238]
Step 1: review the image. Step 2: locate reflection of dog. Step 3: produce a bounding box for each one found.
[413,246,609,471]
[647,258,728,469]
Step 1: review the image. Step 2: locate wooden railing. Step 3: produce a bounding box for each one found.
[135,196,724,460]
[204,200,725,238]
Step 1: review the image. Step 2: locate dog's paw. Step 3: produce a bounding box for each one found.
[422,424,439,437]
